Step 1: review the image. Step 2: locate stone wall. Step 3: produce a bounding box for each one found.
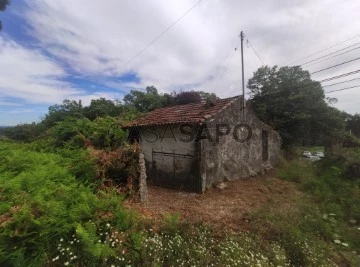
[139,153,148,206]
[200,97,281,190]
[135,97,281,192]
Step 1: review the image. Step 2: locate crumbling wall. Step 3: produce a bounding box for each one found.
[201,97,281,190]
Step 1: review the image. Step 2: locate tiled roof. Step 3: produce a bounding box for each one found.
[124,96,240,128]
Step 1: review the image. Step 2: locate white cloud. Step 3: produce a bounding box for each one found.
[0,36,83,104]
[1,0,359,123]
[0,36,124,108]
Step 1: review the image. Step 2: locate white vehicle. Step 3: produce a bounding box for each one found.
[313,151,324,158]
[309,155,320,161]
[302,151,312,158]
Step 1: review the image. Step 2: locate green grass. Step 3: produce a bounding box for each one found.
[1,140,359,266]
[275,150,360,265]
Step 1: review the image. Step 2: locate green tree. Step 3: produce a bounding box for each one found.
[123,86,169,113]
[83,98,121,120]
[171,90,202,105]
[347,114,360,138]
[43,99,83,127]
[0,0,10,30]
[248,65,346,147]
[3,122,46,142]
[166,90,217,106]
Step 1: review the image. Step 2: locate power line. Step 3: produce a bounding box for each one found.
[231,69,360,96]
[322,78,360,88]
[301,42,360,66]
[288,34,360,65]
[319,69,360,82]
[311,57,360,74]
[327,85,360,93]
[304,46,360,68]
[120,0,205,70]
[246,38,265,65]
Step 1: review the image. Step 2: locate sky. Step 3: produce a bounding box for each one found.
[0,0,359,125]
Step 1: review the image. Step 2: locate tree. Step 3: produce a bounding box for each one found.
[123,86,168,113]
[248,65,346,147]
[171,90,202,105]
[169,90,217,106]
[83,98,121,120]
[3,122,47,142]
[347,114,360,138]
[0,0,10,31]
[43,99,83,127]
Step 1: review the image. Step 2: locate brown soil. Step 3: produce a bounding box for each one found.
[126,171,303,231]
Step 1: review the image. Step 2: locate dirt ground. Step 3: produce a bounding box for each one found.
[126,172,303,230]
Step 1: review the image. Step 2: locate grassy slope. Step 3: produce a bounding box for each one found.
[274,153,360,265]
[1,140,359,266]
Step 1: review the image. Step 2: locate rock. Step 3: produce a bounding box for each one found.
[216,182,227,190]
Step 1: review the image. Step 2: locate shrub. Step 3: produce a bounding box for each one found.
[0,141,133,266]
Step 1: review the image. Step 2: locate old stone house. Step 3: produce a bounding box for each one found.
[124,96,281,192]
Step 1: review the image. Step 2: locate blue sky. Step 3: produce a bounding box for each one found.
[0,0,136,125]
[0,0,359,125]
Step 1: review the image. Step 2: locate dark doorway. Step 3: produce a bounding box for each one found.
[152,151,201,192]
[262,130,269,161]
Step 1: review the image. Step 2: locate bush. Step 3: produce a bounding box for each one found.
[0,141,134,266]
[43,116,127,150]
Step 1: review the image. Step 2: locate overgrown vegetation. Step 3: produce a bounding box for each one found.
[0,141,136,266]
[0,140,337,266]
[1,73,360,265]
[3,139,359,266]
[273,149,360,266]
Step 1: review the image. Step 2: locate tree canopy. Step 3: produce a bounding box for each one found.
[248,65,347,147]
[0,0,10,30]
[83,98,122,121]
[123,86,170,113]
[170,90,217,105]
[347,114,360,138]
[43,100,84,127]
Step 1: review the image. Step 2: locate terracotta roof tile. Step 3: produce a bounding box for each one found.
[124,96,239,128]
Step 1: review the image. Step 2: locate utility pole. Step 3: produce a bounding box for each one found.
[240,31,246,121]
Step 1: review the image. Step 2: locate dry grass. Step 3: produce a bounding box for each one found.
[126,171,303,231]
